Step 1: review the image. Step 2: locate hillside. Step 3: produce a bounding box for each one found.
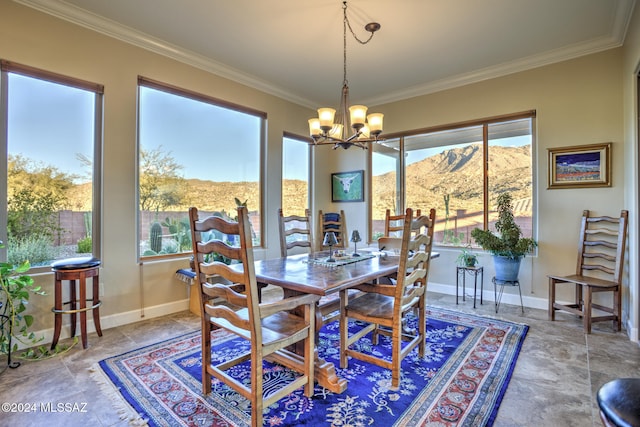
[372,143,532,219]
[66,144,531,219]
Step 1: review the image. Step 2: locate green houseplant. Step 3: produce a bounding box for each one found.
[0,241,74,369]
[470,193,537,281]
[456,245,478,267]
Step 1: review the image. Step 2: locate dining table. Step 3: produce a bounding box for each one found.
[249,249,403,394]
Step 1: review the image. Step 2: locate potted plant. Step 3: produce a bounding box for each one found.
[0,241,73,369]
[471,193,537,282]
[456,245,478,268]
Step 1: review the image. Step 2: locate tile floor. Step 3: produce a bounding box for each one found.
[0,288,638,427]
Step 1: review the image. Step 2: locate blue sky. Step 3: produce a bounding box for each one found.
[8,74,94,183]
[8,76,264,184]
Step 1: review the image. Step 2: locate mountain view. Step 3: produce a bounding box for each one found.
[67,144,532,221]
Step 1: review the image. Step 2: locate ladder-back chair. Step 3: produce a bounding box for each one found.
[340,208,436,389]
[548,209,628,334]
[384,208,422,238]
[277,208,350,324]
[318,210,347,250]
[278,208,314,258]
[189,206,320,427]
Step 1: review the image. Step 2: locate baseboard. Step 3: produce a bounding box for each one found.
[21,298,190,350]
[428,281,548,310]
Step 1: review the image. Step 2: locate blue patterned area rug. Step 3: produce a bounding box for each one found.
[93,306,528,427]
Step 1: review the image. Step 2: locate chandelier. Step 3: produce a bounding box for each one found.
[308,1,383,150]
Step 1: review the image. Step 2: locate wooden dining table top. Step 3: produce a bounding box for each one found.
[251,251,400,296]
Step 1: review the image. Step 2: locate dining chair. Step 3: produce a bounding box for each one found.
[340,207,436,389]
[277,208,347,323]
[318,210,347,250]
[548,209,628,334]
[278,208,314,257]
[378,208,424,285]
[384,208,421,238]
[189,206,320,427]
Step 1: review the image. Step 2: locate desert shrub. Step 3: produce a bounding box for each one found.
[7,234,58,266]
[76,237,92,254]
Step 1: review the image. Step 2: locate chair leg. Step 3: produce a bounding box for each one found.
[584,286,592,334]
[251,351,263,427]
[548,277,556,321]
[201,322,212,394]
[79,276,88,349]
[93,275,103,337]
[339,290,348,369]
[418,297,426,358]
[51,278,63,350]
[304,304,315,397]
[69,279,77,338]
[614,286,622,331]
[391,319,401,390]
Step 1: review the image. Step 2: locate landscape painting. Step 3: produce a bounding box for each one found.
[548,143,611,189]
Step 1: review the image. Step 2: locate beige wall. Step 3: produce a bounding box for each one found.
[1,0,638,341]
[319,48,632,329]
[622,3,640,340]
[0,0,314,337]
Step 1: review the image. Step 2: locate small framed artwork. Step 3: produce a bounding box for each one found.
[331,170,364,202]
[548,143,611,189]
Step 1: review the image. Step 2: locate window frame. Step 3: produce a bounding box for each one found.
[0,60,103,270]
[282,131,312,215]
[136,77,267,261]
[368,110,536,245]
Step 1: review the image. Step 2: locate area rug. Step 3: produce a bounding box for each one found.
[93,306,528,426]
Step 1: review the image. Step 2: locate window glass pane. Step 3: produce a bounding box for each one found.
[405,127,484,246]
[138,85,263,258]
[282,136,309,216]
[487,119,533,238]
[371,138,401,240]
[7,73,96,267]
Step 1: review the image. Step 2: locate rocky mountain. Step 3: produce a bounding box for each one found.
[67,144,532,220]
[372,143,532,220]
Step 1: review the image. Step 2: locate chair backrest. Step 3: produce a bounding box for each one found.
[189,206,261,338]
[278,208,314,257]
[318,209,347,250]
[384,208,422,237]
[379,208,425,252]
[393,208,436,312]
[575,209,628,284]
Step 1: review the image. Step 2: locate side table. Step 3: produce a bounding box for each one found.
[493,277,524,313]
[456,266,484,308]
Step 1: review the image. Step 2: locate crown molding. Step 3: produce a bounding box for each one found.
[363,34,626,106]
[13,0,316,108]
[14,0,636,109]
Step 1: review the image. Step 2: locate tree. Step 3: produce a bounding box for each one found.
[7,155,76,240]
[139,146,189,212]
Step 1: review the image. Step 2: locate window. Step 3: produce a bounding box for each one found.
[282,134,310,216]
[370,112,535,247]
[137,78,265,259]
[1,61,103,270]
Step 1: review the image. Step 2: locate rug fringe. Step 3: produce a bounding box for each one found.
[88,363,149,426]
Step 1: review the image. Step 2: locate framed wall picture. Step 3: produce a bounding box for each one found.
[548,142,611,189]
[331,170,364,202]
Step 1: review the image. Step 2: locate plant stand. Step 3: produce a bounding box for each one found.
[0,301,21,372]
[493,277,524,314]
[456,266,484,308]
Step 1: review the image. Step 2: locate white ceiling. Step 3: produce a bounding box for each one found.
[15,0,637,108]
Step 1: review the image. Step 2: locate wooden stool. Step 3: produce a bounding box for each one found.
[597,378,640,427]
[51,257,102,349]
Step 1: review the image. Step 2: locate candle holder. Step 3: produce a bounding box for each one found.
[350,230,362,257]
[323,232,338,262]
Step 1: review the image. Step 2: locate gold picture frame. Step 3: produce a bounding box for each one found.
[548,142,611,189]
